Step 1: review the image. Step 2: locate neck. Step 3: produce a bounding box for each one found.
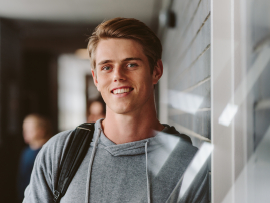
[102,98,164,144]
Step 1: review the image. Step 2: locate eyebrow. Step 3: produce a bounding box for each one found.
[122,57,143,62]
[97,57,143,65]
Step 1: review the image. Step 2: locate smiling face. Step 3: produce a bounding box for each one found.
[92,38,162,115]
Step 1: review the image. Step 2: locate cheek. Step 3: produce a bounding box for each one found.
[95,78,104,92]
[99,88,109,103]
[141,75,153,89]
[96,74,109,91]
[96,84,100,92]
[97,81,107,93]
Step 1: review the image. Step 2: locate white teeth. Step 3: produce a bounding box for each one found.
[113,88,131,94]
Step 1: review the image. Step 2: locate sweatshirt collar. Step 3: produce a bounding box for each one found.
[94,119,169,156]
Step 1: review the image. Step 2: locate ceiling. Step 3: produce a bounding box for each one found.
[0,0,162,26]
[0,0,167,53]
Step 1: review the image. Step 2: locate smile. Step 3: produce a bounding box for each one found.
[111,87,133,95]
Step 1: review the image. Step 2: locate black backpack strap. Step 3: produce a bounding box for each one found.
[53,123,95,203]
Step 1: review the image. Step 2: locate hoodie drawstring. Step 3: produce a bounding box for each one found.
[145,140,151,203]
[84,131,150,203]
[84,128,101,203]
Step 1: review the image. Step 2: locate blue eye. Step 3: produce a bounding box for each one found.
[127,63,137,68]
[102,66,111,71]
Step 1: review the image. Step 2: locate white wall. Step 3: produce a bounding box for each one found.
[160,0,270,202]
[58,54,99,131]
[211,0,270,202]
[160,0,211,147]
[160,0,211,201]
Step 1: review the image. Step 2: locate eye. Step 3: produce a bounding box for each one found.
[102,66,111,71]
[127,63,137,68]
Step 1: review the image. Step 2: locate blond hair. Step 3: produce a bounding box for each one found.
[87,17,162,73]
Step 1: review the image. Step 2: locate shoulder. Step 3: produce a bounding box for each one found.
[154,124,198,169]
[160,124,198,170]
[44,130,73,150]
[34,130,73,173]
[39,122,99,162]
[162,124,197,150]
[39,130,73,160]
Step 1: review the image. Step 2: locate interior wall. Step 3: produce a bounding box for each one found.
[0,19,23,203]
[159,0,211,201]
[160,0,211,147]
[211,0,270,202]
[58,54,99,131]
[21,51,58,134]
[247,0,270,157]
[0,20,60,203]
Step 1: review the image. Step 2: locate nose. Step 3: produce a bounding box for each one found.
[113,66,126,82]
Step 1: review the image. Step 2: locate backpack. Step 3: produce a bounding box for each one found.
[53,123,95,203]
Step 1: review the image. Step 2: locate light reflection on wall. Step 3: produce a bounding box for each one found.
[168,90,204,115]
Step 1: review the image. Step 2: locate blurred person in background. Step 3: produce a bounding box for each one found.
[17,114,52,202]
[87,97,106,122]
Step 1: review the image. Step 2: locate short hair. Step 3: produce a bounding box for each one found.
[87,17,162,73]
[23,114,52,138]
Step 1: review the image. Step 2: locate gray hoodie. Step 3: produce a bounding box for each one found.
[23,119,208,203]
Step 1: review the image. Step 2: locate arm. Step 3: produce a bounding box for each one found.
[23,148,54,202]
[23,130,72,203]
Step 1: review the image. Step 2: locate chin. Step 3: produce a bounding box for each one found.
[114,108,131,115]
[110,104,133,115]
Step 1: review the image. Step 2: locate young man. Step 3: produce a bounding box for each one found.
[23,18,208,203]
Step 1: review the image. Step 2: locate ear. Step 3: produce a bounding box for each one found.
[91,69,100,91]
[152,59,163,85]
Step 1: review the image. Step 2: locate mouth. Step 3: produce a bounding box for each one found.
[111,87,134,95]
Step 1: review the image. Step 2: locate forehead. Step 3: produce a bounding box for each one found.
[95,38,146,62]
